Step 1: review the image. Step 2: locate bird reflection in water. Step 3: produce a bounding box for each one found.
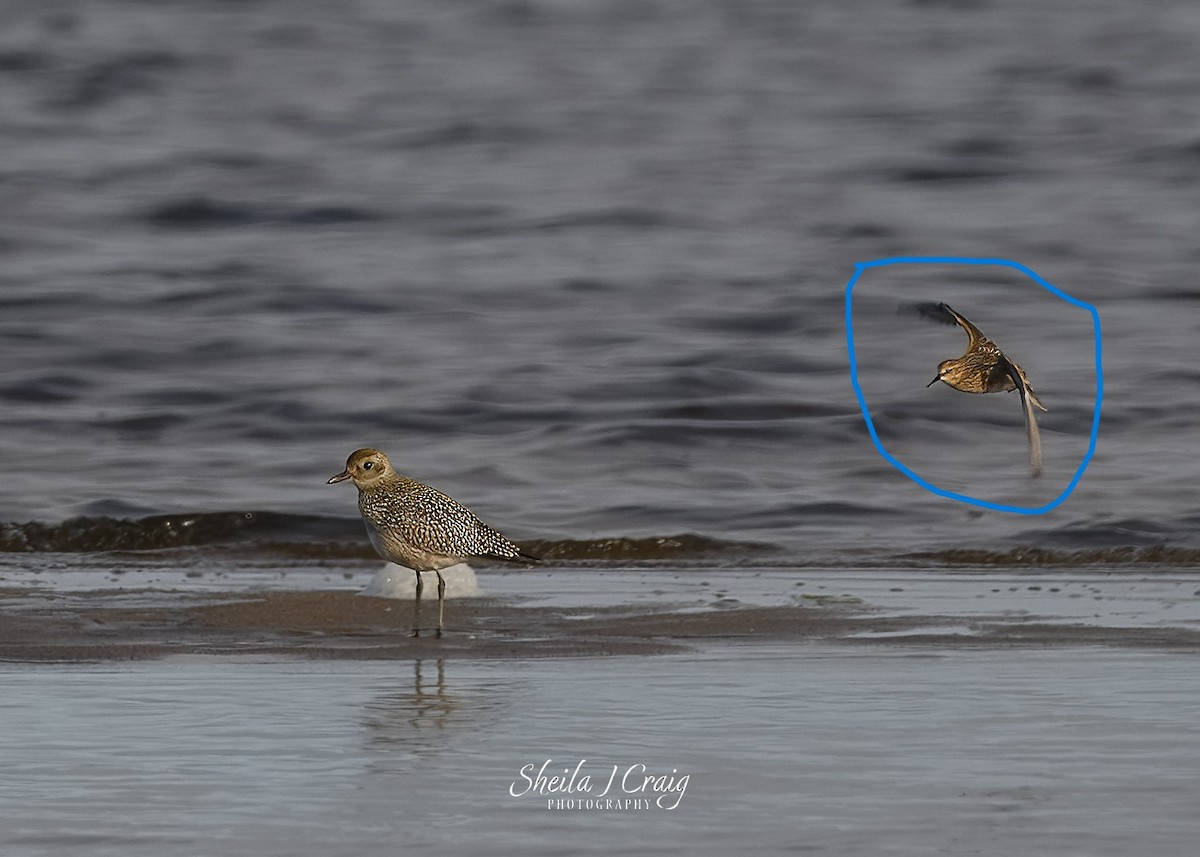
[364,659,455,749]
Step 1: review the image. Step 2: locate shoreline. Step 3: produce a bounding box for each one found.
[4,569,1200,661]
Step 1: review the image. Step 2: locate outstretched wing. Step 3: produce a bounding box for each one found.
[1000,358,1044,478]
[939,303,990,350]
[913,301,960,325]
[915,301,991,351]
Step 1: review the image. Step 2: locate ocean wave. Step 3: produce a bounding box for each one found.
[0,512,358,553]
[0,512,771,560]
[522,534,774,561]
[904,546,1200,567]
[6,512,1199,568]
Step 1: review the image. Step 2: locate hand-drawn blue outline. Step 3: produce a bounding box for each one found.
[845,256,1103,515]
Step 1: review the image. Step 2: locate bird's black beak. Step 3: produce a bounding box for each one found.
[926,375,941,388]
[327,470,351,484]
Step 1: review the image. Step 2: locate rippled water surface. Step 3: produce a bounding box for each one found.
[2,647,1198,857]
[4,1,1200,853]
[1,0,1198,562]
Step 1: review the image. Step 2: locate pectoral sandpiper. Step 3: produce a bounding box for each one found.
[924,302,1047,478]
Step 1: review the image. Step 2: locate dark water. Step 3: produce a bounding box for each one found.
[6,5,1200,857]
[3,0,1200,566]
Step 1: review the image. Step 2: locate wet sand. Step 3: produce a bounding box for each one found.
[5,566,1200,857]
[3,636,1198,857]
[4,565,1200,662]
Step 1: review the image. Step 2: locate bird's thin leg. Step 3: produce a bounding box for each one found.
[412,570,423,637]
[435,571,446,638]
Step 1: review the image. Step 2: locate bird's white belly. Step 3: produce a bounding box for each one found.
[363,521,460,571]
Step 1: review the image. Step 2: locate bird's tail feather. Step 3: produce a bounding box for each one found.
[1020,383,1043,478]
[488,550,540,565]
[1003,358,1043,478]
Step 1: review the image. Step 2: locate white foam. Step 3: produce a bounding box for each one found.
[358,562,482,600]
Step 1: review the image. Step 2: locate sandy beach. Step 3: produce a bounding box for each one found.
[3,565,1200,857]
[4,564,1200,661]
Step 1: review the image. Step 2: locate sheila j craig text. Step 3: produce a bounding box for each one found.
[509,759,690,810]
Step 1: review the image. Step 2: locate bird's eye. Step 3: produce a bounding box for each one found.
[362,461,374,471]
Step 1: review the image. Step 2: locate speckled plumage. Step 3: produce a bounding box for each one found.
[929,303,1045,407]
[925,302,1047,478]
[328,447,534,636]
[356,475,529,571]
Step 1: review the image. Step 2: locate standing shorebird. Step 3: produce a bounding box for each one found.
[924,302,1047,478]
[328,448,535,637]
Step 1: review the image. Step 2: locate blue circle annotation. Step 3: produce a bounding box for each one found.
[844,256,1103,515]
